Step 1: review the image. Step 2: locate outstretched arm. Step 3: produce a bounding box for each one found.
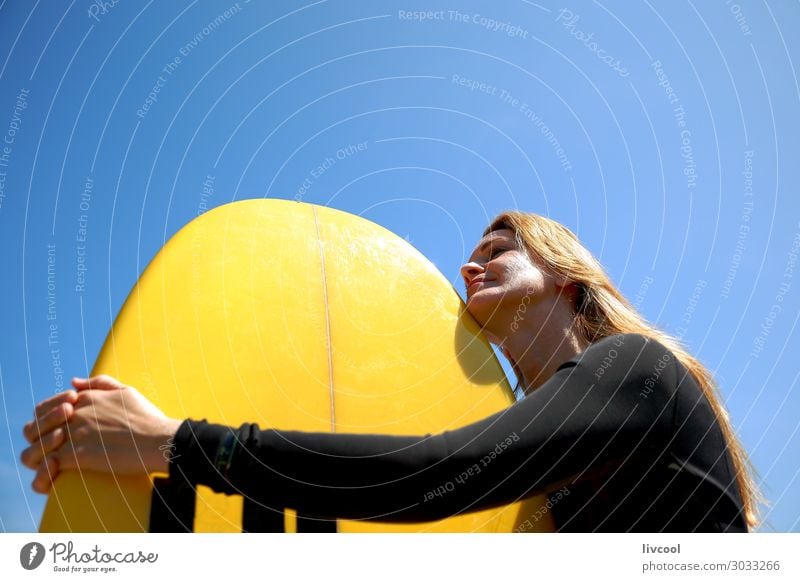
[171,333,678,521]
[22,334,679,522]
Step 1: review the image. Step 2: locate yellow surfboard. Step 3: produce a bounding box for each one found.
[40,199,553,532]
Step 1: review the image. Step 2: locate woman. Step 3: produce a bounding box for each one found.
[21,212,760,532]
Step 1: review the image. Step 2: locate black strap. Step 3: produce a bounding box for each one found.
[241,497,285,532]
[149,479,337,533]
[149,476,197,532]
[296,513,338,533]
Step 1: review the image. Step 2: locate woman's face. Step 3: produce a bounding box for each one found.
[460,229,559,334]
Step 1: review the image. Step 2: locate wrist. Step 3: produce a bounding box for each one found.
[146,417,183,474]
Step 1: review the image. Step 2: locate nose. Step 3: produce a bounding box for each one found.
[460,261,484,289]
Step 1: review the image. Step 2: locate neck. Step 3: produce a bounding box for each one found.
[496,305,590,394]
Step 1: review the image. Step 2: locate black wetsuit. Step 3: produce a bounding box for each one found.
[167,333,748,532]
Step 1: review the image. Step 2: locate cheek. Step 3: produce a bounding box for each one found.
[497,255,544,291]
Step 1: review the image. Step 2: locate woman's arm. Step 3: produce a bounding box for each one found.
[172,333,680,521]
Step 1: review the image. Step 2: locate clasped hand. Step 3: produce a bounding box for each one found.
[20,375,182,493]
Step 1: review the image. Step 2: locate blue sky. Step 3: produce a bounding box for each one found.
[0,1,798,532]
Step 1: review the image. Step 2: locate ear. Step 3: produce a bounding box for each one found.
[549,271,576,290]
[561,280,587,312]
[549,272,583,305]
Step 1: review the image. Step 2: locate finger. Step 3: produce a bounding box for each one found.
[72,375,125,391]
[31,391,77,425]
[20,428,66,469]
[23,401,75,444]
[54,440,80,473]
[32,454,59,495]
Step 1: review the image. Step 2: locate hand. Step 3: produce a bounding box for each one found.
[21,375,182,493]
[21,388,79,493]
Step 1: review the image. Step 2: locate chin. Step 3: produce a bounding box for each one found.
[465,295,500,332]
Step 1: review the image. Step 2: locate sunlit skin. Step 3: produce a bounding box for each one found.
[21,228,588,493]
[21,377,180,492]
[460,228,589,393]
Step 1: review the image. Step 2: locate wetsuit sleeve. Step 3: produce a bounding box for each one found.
[169,333,680,522]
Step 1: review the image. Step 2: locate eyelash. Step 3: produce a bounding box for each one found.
[489,248,507,259]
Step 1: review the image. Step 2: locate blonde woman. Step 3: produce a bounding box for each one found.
[21,212,759,532]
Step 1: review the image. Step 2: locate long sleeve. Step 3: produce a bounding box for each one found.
[170,333,683,522]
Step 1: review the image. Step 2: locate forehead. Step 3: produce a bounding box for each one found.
[468,228,517,259]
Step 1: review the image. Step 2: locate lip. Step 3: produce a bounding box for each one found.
[467,278,491,295]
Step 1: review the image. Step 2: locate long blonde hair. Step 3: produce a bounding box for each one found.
[485,211,762,530]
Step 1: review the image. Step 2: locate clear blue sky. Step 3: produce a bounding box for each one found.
[1,1,798,532]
